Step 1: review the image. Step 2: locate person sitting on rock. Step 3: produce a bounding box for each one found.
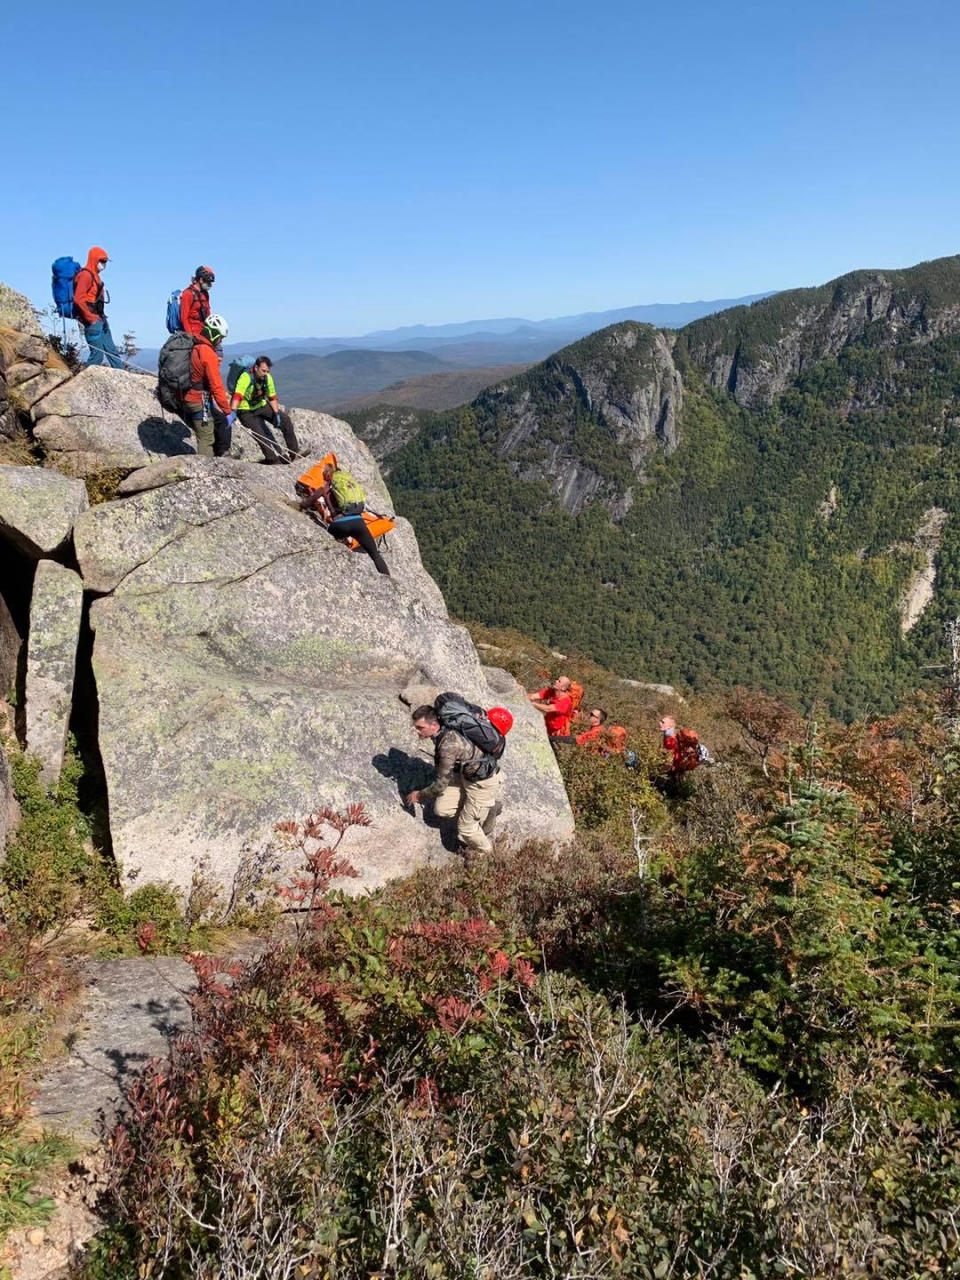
[73,246,123,368]
[230,356,306,464]
[178,314,236,458]
[405,704,500,856]
[528,676,574,744]
[300,456,390,576]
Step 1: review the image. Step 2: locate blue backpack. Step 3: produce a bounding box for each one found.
[166,289,184,333]
[51,257,81,319]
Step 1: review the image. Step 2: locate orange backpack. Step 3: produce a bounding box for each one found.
[345,511,395,551]
[674,727,701,771]
[605,725,627,754]
[568,681,584,714]
[296,454,396,552]
[295,453,337,497]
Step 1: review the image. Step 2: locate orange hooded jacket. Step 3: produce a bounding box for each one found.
[73,246,108,326]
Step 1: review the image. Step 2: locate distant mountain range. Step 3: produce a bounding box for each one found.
[335,363,533,413]
[373,254,960,718]
[131,293,773,405]
[267,349,451,408]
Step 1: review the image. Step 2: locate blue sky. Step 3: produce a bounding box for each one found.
[5,0,960,345]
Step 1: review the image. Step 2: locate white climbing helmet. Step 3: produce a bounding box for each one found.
[203,313,229,342]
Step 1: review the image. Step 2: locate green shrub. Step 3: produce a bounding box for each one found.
[73,707,960,1277]
[84,892,960,1279]
[1,746,103,934]
[84,467,129,506]
[94,882,189,954]
[557,745,665,840]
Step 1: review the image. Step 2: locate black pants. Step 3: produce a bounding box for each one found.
[238,405,300,462]
[330,515,390,576]
[211,404,232,457]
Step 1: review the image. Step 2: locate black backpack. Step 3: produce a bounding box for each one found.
[156,332,199,413]
[434,692,506,781]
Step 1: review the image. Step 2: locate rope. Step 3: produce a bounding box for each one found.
[70,328,297,461]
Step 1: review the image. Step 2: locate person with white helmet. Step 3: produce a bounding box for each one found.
[178,313,236,458]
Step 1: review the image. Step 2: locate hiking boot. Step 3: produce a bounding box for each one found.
[481,800,502,838]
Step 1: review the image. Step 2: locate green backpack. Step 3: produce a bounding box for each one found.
[329,468,365,515]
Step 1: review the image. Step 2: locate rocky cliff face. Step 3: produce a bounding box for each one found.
[363,258,960,526]
[474,323,682,517]
[0,282,573,895]
[679,258,960,407]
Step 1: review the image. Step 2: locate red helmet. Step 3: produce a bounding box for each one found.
[488,706,514,735]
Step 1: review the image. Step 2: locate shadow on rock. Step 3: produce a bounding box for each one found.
[372,747,433,799]
[372,747,460,852]
[137,414,191,456]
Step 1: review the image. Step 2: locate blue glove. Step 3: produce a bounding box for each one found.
[274,412,283,428]
[226,411,237,427]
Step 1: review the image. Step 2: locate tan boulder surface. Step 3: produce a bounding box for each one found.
[73,450,572,894]
[0,297,574,897]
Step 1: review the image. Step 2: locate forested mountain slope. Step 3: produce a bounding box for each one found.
[382,255,960,716]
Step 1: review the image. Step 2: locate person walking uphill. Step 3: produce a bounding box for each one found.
[300,457,390,575]
[231,356,306,463]
[656,715,712,797]
[405,703,502,856]
[73,247,123,368]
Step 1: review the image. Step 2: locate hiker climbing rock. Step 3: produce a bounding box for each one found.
[528,676,576,743]
[73,247,123,368]
[157,314,236,458]
[299,455,391,575]
[405,695,508,856]
[229,355,306,463]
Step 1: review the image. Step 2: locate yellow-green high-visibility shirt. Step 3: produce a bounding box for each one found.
[234,369,276,411]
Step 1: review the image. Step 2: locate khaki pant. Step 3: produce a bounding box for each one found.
[432,771,501,854]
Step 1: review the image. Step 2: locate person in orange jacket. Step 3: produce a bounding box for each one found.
[575,707,608,749]
[178,266,231,453]
[179,265,215,337]
[73,246,123,368]
[178,313,236,457]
